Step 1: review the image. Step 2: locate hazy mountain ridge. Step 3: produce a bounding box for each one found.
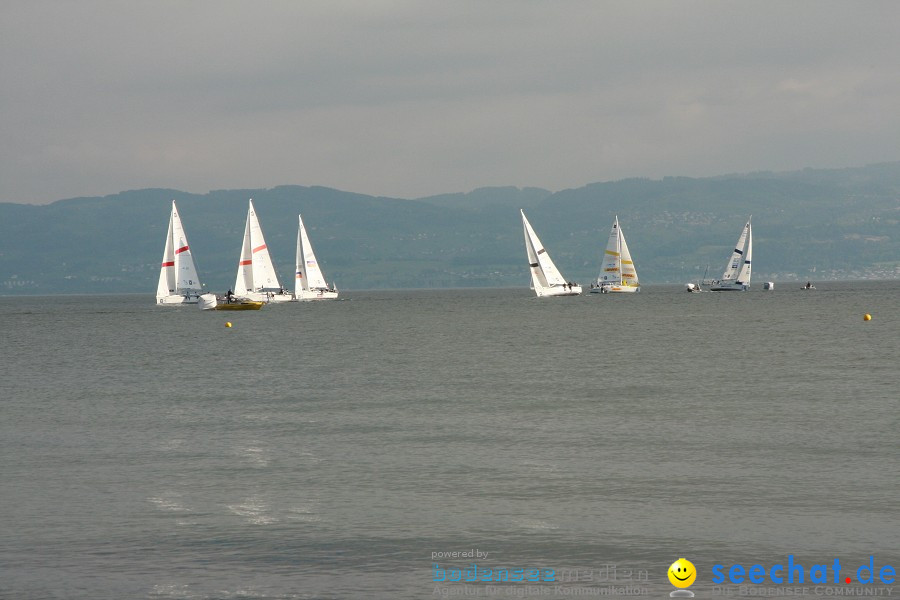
[1,163,898,294]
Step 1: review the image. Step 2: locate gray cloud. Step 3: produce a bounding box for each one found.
[3,1,899,203]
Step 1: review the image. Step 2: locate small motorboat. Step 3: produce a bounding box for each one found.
[198,293,264,311]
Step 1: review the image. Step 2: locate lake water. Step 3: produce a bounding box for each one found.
[1,283,897,599]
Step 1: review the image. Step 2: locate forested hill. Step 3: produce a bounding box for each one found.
[1,163,898,294]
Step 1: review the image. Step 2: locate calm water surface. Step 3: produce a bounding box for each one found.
[1,283,897,599]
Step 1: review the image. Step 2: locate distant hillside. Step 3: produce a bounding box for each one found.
[1,163,898,294]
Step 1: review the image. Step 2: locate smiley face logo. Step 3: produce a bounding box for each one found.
[668,558,697,588]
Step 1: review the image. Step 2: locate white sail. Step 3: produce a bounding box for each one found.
[710,218,752,291]
[521,210,581,297]
[156,200,202,304]
[234,214,253,294]
[738,222,752,283]
[156,209,177,300]
[234,199,292,302]
[294,214,338,300]
[618,221,639,287]
[593,216,639,293]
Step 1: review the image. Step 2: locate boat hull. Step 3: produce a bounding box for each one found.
[295,290,339,301]
[214,301,264,311]
[535,285,582,297]
[199,293,264,310]
[240,292,294,303]
[157,294,200,305]
[591,284,639,293]
[710,283,749,291]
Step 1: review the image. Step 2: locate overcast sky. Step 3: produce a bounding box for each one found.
[2,1,899,204]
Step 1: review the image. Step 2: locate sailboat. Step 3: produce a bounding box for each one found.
[521,210,582,297]
[709,218,752,291]
[294,214,338,301]
[156,200,203,304]
[234,199,293,303]
[591,216,640,293]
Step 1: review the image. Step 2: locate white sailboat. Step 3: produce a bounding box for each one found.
[591,216,640,293]
[709,218,752,291]
[156,200,203,304]
[521,209,582,297]
[294,214,338,301]
[234,199,293,303]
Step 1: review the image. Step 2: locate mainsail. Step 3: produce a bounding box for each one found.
[522,210,567,290]
[721,219,752,283]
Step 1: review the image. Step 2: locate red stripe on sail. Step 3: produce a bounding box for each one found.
[175,245,189,254]
[161,261,175,267]
[252,244,267,253]
[239,260,252,266]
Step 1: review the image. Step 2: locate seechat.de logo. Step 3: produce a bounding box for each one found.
[711,556,895,585]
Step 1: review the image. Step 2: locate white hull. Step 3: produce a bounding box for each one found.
[709,282,749,291]
[295,289,339,301]
[591,284,640,294]
[242,291,294,303]
[535,285,582,297]
[157,294,200,305]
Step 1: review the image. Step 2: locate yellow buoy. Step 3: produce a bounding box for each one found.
[863,314,872,321]
[225,321,233,328]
